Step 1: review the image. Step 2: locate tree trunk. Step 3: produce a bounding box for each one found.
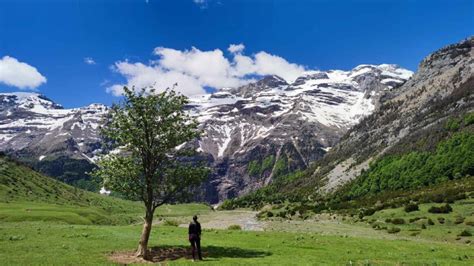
[135,209,153,259]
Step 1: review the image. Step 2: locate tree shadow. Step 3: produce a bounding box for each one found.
[148,245,271,262]
[109,245,272,264]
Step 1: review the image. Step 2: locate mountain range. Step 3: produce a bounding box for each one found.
[2,36,472,204]
[0,63,413,202]
[265,36,473,202]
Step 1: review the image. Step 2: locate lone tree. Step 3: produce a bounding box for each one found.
[93,87,208,259]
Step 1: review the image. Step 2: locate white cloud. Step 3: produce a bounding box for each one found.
[0,56,47,90]
[108,44,307,97]
[228,43,245,54]
[193,0,208,8]
[84,57,96,65]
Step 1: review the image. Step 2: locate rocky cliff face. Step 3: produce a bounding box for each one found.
[187,64,412,202]
[0,92,107,161]
[0,64,412,200]
[0,92,108,189]
[286,37,474,197]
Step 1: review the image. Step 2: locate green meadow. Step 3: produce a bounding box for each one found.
[0,200,473,265]
[1,156,473,265]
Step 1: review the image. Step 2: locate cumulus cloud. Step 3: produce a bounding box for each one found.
[108,44,307,97]
[84,57,96,65]
[0,56,47,89]
[228,43,245,54]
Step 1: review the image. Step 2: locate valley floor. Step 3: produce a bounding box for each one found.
[1,202,473,265]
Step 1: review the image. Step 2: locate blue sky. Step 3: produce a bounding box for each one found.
[0,0,472,108]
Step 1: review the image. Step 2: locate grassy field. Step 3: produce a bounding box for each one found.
[1,156,473,265]
[0,200,473,265]
[367,199,474,243]
[1,220,473,265]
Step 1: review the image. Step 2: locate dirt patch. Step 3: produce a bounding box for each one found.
[178,210,265,231]
[108,246,203,264]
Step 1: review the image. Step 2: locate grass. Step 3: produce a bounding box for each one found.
[1,155,473,264]
[0,156,142,211]
[1,221,473,265]
[367,198,474,242]
[0,201,212,226]
[0,156,212,225]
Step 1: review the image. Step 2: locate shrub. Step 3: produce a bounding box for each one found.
[457,230,472,237]
[428,204,453,214]
[390,218,406,225]
[428,218,435,225]
[219,199,236,210]
[227,224,242,230]
[454,216,465,225]
[404,203,419,212]
[358,208,376,218]
[464,112,474,126]
[421,223,427,229]
[444,118,460,131]
[465,221,474,226]
[162,219,179,227]
[409,217,422,223]
[387,227,401,234]
[437,217,445,224]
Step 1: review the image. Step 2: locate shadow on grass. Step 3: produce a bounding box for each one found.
[109,245,271,264]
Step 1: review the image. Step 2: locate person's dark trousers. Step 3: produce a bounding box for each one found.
[190,237,202,260]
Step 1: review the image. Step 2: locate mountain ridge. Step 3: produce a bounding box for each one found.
[270,36,474,200]
[0,63,413,201]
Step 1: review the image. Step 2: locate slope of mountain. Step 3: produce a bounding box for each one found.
[274,36,474,200]
[0,64,412,202]
[190,64,412,201]
[0,154,142,213]
[0,92,108,190]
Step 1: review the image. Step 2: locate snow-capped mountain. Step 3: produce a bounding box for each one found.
[188,64,412,201]
[0,64,412,201]
[274,37,474,200]
[0,92,107,162]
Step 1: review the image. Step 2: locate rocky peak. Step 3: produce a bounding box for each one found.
[419,36,474,72]
[257,75,288,88]
[0,92,63,112]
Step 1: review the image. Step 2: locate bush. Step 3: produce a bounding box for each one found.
[454,216,465,224]
[404,203,419,212]
[421,223,427,229]
[437,217,445,224]
[390,218,406,225]
[464,112,474,126]
[372,223,380,229]
[428,204,453,214]
[257,210,274,219]
[387,227,401,234]
[227,224,242,230]
[457,230,472,237]
[465,221,474,226]
[428,218,435,225]
[409,217,422,223]
[162,219,179,227]
[358,208,376,218]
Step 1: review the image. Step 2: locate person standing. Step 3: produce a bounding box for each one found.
[188,215,202,261]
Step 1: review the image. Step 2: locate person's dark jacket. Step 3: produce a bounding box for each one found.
[188,221,201,239]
